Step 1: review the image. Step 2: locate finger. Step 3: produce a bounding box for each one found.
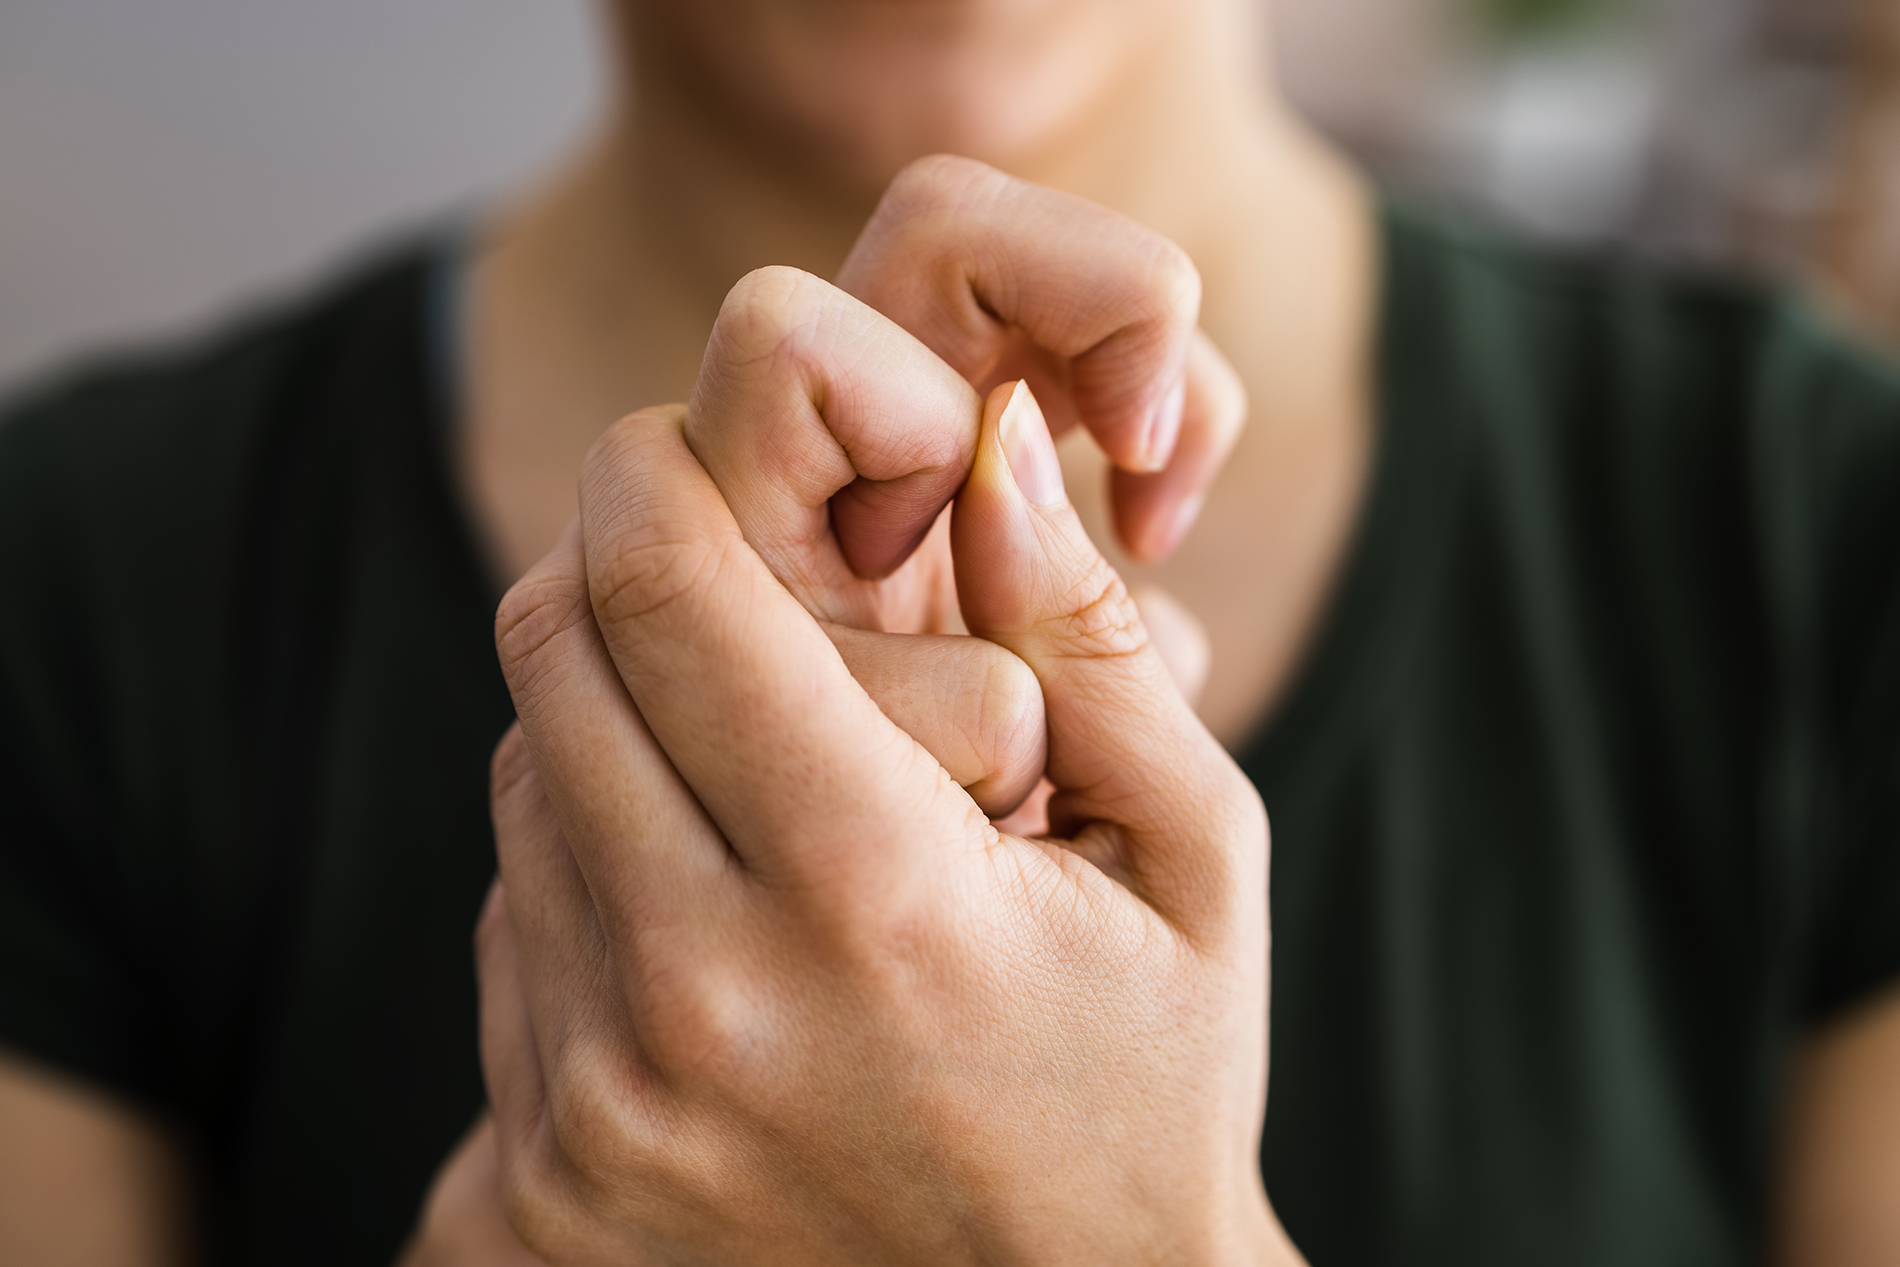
[579,407,975,897]
[407,1115,550,1267]
[991,778,1054,839]
[685,266,982,606]
[475,879,550,1187]
[1109,330,1248,562]
[473,881,589,1266]
[488,724,613,1061]
[951,381,1265,937]
[824,624,1046,818]
[494,505,735,935]
[837,154,1200,476]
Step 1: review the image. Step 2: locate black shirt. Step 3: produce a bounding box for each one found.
[3,207,1898,1265]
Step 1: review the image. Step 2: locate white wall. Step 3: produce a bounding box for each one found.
[0,0,602,389]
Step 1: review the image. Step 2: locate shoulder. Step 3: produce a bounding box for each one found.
[0,236,465,1103]
[0,235,443,862]
[1379,194,1900,522]
[1381,200,1900,1018]
[1379,197,1790,395]
[0,240,442,689]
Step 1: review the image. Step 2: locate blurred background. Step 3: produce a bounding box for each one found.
[1,0,1894,392]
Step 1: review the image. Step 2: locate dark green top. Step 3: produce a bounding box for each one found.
[2,207,1897,1266]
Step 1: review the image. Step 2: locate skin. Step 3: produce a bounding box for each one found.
[463,160,1295,1264]
[1775,983,1900,1267]
[476,355,1287,1261]
[0,1053,193,1267]
[2,0,1898,1262]
[460,0,1369,745]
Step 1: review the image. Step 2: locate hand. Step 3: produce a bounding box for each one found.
[478,370,1290,1263]
[401,160,1243,1263]
[666,154,1239,824]
[398,1116,548,1267]
[397,578,1211,1266]
[834,154,1244,569]
[687,154,1244,642]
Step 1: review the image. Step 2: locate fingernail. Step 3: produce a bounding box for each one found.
[1148,492,1205,559]
[1141,378,1186,472]
[999,380,1066,507]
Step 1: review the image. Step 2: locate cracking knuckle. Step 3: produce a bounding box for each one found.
[495,569,584,673]
[973,648,1046,786]
[495,568,594,697]
[710,265,828,374]
[882,153,999,221]
[1143,236,1202,323]
[591,527,737,633]
[637,959,762,1088]
[472,887,511,973]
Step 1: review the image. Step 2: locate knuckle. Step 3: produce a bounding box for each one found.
[589,525,738,633]
[1233,770,1271,854]
[503,1142,654,1267]
[582,405,691,485]
[1147,237,1202,317]
[541,1043,659,1199]
[635,958,763,1087]
[973,647,1046,784]
[499,1165,563,1258]
[884,152,999,216]
[494,567,594,699]
[710,265,827,370]
[585,407,658,472]
[1046,559,1148,662]
[473,885,510,964]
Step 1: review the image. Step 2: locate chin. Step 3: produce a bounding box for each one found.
[620,0,1174,183]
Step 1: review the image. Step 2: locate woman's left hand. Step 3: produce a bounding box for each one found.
[471,357,1288,1264]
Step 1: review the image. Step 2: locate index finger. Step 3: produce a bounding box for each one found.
[577,408,979,901]
[837,155,1201,476]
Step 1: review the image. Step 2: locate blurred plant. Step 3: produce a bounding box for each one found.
[1470,0,1625,40]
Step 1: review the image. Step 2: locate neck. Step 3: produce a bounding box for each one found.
[487,4,1342,397]
[468,13,1376,747]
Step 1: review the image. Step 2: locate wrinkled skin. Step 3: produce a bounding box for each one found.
[401,157,1288,1266]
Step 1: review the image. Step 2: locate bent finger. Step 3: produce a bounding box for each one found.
[1109,329,1248,562]
[838,154,1200,475]
[580,408,974,900]
[494,507,735,940]
[825,624,1046,817]
[475,880,552,1190]
[489,724,614,1060]
[685,266,981,608]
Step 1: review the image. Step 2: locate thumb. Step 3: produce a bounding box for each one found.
[952,380,1264,934]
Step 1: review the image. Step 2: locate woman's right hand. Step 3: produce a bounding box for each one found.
[476,367,1285,1264]
[403,157,1266,1265]
[688,153,1245,643]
